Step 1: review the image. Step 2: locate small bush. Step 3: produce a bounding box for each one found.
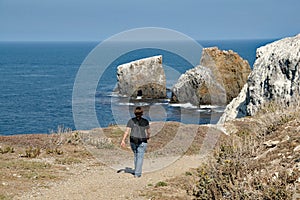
[0,194,10,200]
[21,146,41,158]
[67,131,82,145]
[46,148,63,155]
[155,181,168,187]
[185,171,193,176]
[84,137,114,149]
[0,146,14,154]
[48,125,73,146]
[55,157,81,165]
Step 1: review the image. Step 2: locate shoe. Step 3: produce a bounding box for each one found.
[134,175,141,178]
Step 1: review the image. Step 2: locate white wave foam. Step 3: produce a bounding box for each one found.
[212,107,225,113]
[117,102,152,106]
[153,102,169,105]
[108,92,121,97]
[196,109,207,113]
[118,102,135,106]
[199,105,219,109]
[169,103,197,109]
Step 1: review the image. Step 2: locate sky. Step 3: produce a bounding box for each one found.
[0,0,299,41]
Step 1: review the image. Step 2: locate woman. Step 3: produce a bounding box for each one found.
[120,106,150,178]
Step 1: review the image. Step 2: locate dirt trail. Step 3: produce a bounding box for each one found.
[15,155,205,200]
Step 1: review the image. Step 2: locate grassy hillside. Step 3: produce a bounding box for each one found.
[1,102,299,199]
[143,103,300,199]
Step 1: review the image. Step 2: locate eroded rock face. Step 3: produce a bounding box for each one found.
[171,47,250,105]
[200,47,251,103]
[219,34,300,123]
[247,35,300,115]
[116,55,166,98]
[171,65,226,106]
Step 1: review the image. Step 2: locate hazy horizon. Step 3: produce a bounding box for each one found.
[0,0,299,42]
[0,37,281,42]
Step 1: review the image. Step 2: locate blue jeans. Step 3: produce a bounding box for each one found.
[130,142,147,177]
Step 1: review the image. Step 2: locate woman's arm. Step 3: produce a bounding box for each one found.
[146,128,151,140]
[120,127,130,147]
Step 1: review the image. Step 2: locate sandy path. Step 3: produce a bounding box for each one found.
[14,155,205,200]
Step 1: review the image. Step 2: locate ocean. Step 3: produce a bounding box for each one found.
[0,39,275,135]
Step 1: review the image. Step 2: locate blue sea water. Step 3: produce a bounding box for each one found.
[0,39,276,135]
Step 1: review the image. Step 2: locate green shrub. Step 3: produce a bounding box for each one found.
[155,181,168,187]
[22,146,41,158]
[46,148,63,155]
[185,171,193,176]
[0,146,14,154]
[0,194,11,200]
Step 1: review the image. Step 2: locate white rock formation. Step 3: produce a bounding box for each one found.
[116,55,166,98]
[171,65,226,106]
[219,34,300,123]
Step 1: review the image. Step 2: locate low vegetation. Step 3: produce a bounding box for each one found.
[1,102,299,199]
[142,102,300,199]
[0,127,93,199]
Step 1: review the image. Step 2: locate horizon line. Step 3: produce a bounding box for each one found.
[0,38,279,43]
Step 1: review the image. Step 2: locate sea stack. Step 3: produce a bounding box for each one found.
[171,65,226,105]
[116,55,167,99]
[171,47,250,106]
[200,47,251,103]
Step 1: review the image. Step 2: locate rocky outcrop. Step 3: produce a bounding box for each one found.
[171,47,250,105]
[116,55,166,98]
[219,34,300,123]
[200,47,251,103]
[171,66,226,105]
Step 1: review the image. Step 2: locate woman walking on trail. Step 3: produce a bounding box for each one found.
[121,106,150,178]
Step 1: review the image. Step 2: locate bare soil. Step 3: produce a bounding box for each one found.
[1,107,300,200]
[0,122,223,200]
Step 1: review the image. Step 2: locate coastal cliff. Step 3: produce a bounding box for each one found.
[220,34,300,123]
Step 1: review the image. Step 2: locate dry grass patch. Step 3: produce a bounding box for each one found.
[0,129,95,199]
[100,122,183,153]
[141,103,300,200]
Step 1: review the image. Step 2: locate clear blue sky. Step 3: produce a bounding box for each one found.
[0,0,299,41]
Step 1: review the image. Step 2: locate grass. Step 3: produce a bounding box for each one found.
[155,181,168,187]
[141,102,300,199]
[1,100,299,199]
[0,127,94,199]
[0,146,14,154]
[55,157,82,165]
[0,122,210,199]
[191,105,300,199]
[0,160,50,170]
[0,194,11,200]
[0,158,58,198]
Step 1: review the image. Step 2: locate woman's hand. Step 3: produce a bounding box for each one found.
[120,140,126,148]
[121,127,130,148]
